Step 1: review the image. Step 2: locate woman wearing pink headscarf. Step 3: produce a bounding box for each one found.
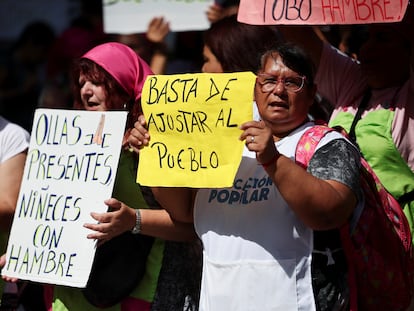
[43,42,201,311]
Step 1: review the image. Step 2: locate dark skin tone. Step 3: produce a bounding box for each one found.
[239,53,357,230]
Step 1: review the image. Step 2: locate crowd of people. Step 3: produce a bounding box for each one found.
[0,0,413,310]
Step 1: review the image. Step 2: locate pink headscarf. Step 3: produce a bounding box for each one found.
[82,42,153,102]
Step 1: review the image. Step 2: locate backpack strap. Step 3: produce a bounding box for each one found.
[295,124,359,311]
[295,124,334,168]
[398,190,414,206]
[348,89,371,144]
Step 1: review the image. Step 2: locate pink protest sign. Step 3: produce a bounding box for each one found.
[238,0,409,25]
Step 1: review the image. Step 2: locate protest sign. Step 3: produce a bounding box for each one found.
[103,0,213,33]
[138,72,256,188]
[1,109,127,288]
[238,0,409,25]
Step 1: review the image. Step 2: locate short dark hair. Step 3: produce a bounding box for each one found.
[204,15,282,73]
[259,44,332,121]
[260,43,316,87]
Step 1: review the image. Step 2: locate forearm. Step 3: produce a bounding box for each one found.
[0,153,26,232]
[151,187,195,223]
[140,209,197,241]
[264,155,356,230]
[150,53,167,75]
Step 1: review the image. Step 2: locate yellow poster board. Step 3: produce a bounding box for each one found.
[138,72,256,188]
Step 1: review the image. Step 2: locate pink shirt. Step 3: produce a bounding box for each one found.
[315,43,414,170]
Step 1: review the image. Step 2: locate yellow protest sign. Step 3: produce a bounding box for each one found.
[138,72,256,188]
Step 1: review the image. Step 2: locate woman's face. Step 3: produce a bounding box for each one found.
[201,45,223,73]
[254,53,315,135]
[79,73,109,111]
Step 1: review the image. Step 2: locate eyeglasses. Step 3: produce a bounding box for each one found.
[256,73,306,93]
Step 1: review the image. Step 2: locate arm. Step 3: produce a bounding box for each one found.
[263,153,356,230]
[240,121,357,230]
[0,152,26,231]
[146,17,170,75]
[151,187,195,224]
[114,116,195,240]
[84,195,197,243]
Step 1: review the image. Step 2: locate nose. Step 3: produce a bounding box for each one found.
[81,81,93,96]
[272,79,285,94]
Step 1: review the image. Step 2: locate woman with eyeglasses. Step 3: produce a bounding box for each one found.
[127,43,362,310]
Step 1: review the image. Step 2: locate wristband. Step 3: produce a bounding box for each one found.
[131,209,142,234]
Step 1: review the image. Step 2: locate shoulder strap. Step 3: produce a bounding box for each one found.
[295,125,335,169]
[348,89,371,144]
[398,190,414,206]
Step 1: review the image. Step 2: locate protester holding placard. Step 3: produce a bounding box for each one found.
[128,42,361,310]
[276,4,414,241]
[39,42,201,311]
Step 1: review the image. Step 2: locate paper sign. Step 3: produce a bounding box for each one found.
[237,0,409,25]
[1,109,127,288]
[103,0,214,33]
[138,72,256,188]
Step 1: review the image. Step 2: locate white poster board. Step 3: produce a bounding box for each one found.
[1,109,127,288]
[103,0,214,34]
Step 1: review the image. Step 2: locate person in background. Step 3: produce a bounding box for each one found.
[40,0,107,110]
[40,42,201,311]
[201,15,279,73]
[127,42,362,310]
[0,21,55,131]
[277,3,414,240]
[0,116,29,309]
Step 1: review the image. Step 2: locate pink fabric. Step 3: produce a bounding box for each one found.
[43,284,54,311]
[121,296,151,311]
[82,42,153,102]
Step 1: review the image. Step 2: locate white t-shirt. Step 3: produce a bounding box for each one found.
[0,116,30,164]
[194,122,348,311]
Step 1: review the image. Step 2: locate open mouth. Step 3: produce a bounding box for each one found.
[85,101,101,110]
[269,101,289,109]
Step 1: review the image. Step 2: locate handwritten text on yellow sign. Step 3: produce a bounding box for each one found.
[137,72,256,188]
